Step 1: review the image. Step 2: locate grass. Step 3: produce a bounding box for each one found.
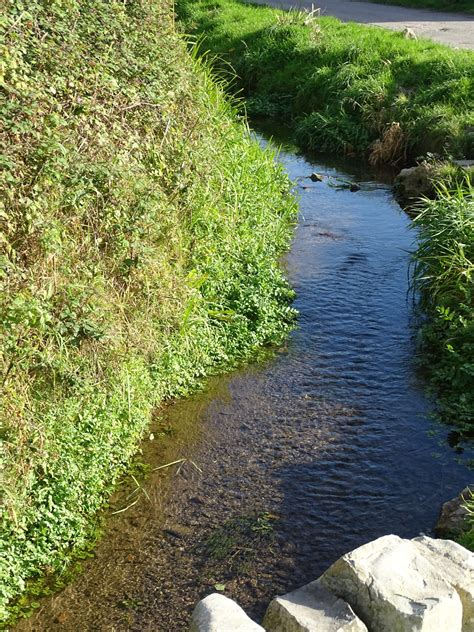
[366,0,474,15]
[411,179,474,441]
[177,0,474,166]
[0,0,297,622]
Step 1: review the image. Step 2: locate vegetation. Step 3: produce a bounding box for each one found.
[412,179,474,440]
[177,0,474,166]
[0,0,297,621]
[367,0,474,15]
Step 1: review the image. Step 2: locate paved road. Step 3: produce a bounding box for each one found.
[252,0,474,49]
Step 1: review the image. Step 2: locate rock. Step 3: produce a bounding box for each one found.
[319,534,463,632]
[436,487,473,538]
[413,535,474,631]
[349,183,360,192]
[403,27,417,39]
[310,172,323,182]
[189,593,264,632]
[263,580,367,631]
[394,161,435,203]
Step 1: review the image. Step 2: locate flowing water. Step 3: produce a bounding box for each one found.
[16,135,471,632]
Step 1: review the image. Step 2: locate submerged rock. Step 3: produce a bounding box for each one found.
[263,580,367,631]
[189,593,264,632]
[319,534,463,632]
[412,535,474,631]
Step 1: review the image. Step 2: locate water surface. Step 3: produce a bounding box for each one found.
[16,136,471,632]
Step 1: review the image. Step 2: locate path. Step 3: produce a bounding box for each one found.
[252,0,474,49]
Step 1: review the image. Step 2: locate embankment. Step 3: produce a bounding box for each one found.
[177,0,474,165]
[0,0,297,621]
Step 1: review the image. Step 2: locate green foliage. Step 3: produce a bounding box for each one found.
[0,0,297,621]
[177,0,474,165]
[411,180,474,437]
[203,513,276,564]
[457,489,474,551]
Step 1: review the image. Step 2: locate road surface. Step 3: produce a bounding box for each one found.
[251,0,474,49]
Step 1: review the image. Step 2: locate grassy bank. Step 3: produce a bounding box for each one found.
[412,181,474,441]
[0,0,297,621]
[177,0,474,166]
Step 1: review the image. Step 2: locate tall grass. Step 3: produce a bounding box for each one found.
[412,180,474,436]
[177,0,474,165]
[0,0,297,620]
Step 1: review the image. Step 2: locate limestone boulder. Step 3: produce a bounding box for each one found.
[319,534,463,632]
[263,580,367,631]
[413,535,474,631]
[189,593,264,632]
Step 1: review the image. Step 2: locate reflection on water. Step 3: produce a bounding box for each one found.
[16,136,471,632]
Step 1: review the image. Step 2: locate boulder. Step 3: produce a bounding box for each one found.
[394,161,435,204]
[413,535,474,631]
[189,593,264,632]
[263,580,367,631]
[436,487,473,538]
[319,534,463,632]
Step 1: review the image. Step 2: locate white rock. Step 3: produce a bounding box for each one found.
[413,535,474,632]
[263,580,367,631]
[319,534,463,632]
[189,593,264,632]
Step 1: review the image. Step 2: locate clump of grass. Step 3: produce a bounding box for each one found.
[411,179,474,438]
[177,0,474,165]
[0,0,297,621]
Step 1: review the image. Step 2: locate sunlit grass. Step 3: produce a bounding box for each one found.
[177,0,474,164]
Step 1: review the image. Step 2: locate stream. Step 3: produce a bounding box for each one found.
[16,133,471,632]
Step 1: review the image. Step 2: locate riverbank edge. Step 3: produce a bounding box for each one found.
[1,1,298,624]
[177,0,474,166]
[177,0,474,537]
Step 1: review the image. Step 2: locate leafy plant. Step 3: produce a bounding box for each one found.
[0,0,297,621]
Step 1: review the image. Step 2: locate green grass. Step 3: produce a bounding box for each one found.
[177,0,474,165]
[0,0,297,621]
[367,0,474,15]
[411,180,474,439]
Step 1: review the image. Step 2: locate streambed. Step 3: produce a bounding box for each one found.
[16,135,471,632]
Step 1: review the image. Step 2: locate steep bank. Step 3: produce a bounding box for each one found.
[0,0,297,621]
